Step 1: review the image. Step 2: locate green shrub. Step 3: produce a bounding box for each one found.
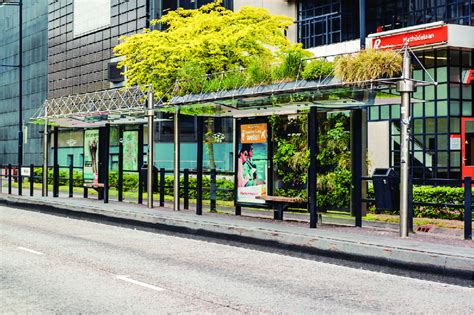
[334,49,402,83]
[301,59,334,80]
[367,185,465,220]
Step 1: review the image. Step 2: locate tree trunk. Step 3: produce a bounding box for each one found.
[205,118,216,170]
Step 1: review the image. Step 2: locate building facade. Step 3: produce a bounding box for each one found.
[1,0,473,182]
[0,0,48,165]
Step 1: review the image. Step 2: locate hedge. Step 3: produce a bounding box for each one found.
[368,185,466,220]
[31,168,234,201]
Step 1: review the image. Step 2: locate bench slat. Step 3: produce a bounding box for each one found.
[256,195,305,203]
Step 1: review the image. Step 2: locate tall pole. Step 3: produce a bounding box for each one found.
[147,85,154,208]
[173,107,180,211]
[397,44,415,238]
[18,0,23,168]
[42,107,48,197]
[359,0,366,49]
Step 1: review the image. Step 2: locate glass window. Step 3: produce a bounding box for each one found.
[425,85,435,100]
[380,105,390,120]
[425,101,435,117]
[436,101,448,116]
[437,83,448,99]
[461,84,472,99]
[436,67,447,83]
[450,100,460,116]
[462,101,472,116]
[437,135,448,150]
[426,118,435,133]
[413,118,424,134]
[391,105,400,119]
[450,83,461,98]
[437,50,448,67]
[450,117,460,133]
[461,50,472,67]
[370,106,379,120]
[437,117,448,133]
[450,151,461,167]
[413,102,423,117]
[450,66,460,83]
[437,152,448,167]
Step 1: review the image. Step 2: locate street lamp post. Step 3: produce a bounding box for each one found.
[0,0,23,169]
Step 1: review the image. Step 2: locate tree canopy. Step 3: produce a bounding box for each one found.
[114,0,293,98]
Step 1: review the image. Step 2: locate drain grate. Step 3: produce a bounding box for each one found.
[416,224,435,233]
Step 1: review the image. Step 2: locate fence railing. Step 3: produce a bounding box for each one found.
[0,164,234,213]
[361,175,472,240]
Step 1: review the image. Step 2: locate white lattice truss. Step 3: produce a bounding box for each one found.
[32,86,147,121]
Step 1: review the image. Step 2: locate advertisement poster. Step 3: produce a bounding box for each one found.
[123,130,139,171]
[84,129,99,184]
[237,123,268,204]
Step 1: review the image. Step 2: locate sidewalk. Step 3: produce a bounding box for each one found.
[0,191,473,285]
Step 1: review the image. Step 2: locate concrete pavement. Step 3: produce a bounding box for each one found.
[0,192,472,286]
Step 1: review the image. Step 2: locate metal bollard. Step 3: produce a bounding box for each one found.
[8,164,12,194]
[69,164,73,198]
[464,177,472,240]
[210,169,216,212]
[183,169,189,210]
[30,164,34,196]
[159,168,165,207]
[18,164,22,196]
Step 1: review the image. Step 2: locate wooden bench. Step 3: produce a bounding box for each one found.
[256,195,306,220]
[83,183,105,200]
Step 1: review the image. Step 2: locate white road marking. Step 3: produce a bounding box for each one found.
[17,247,44,255]
[115,275,165,292]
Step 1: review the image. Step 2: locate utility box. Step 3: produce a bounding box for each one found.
[140,163,159,193]
[372,168,399,211]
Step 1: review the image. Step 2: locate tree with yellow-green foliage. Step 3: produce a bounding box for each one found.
[114,0,293,99]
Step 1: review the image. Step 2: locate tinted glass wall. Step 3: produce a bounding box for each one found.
[298,0,473,48]
[368,48,473,181]
[48,0,148,98]
[0,1,48,164]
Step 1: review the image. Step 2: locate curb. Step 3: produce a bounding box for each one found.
[1,195,473,286]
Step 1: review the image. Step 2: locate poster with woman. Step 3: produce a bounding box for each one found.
[237,123,268,204]
[84,129,99,184]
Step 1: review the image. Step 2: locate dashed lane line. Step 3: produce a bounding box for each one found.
[115,275,165,292]
[17,247,44,255]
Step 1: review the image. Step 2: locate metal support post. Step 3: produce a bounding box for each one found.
[29,164,34,196]
[359,0,366,49]
[42,116,48,197]
[18,162,22,196]
[137,125,144,204]
[173,107,180,211]
[147,86,155,208]
[69,163,73,198]
[53,127,59,197]
[118,125,123,202]
[464,177,472,240]
[397,45,415,238]
[233,119,241,216]
[159,168,165,207]
[196,116,204,215]
[210,169,216,212]
[8,164,12,195]
[183,168,189,210]
[351,109,363,227]
[308,107,318,228]
[18,0,23,177]
[104,124,110,204]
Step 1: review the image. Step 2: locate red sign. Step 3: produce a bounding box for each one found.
[462,69,474,84]
[371,25,448,49]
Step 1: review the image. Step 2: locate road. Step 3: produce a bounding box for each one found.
[1,205,473,314]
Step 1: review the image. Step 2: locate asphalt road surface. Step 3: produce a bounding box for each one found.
[1,205,473,314]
